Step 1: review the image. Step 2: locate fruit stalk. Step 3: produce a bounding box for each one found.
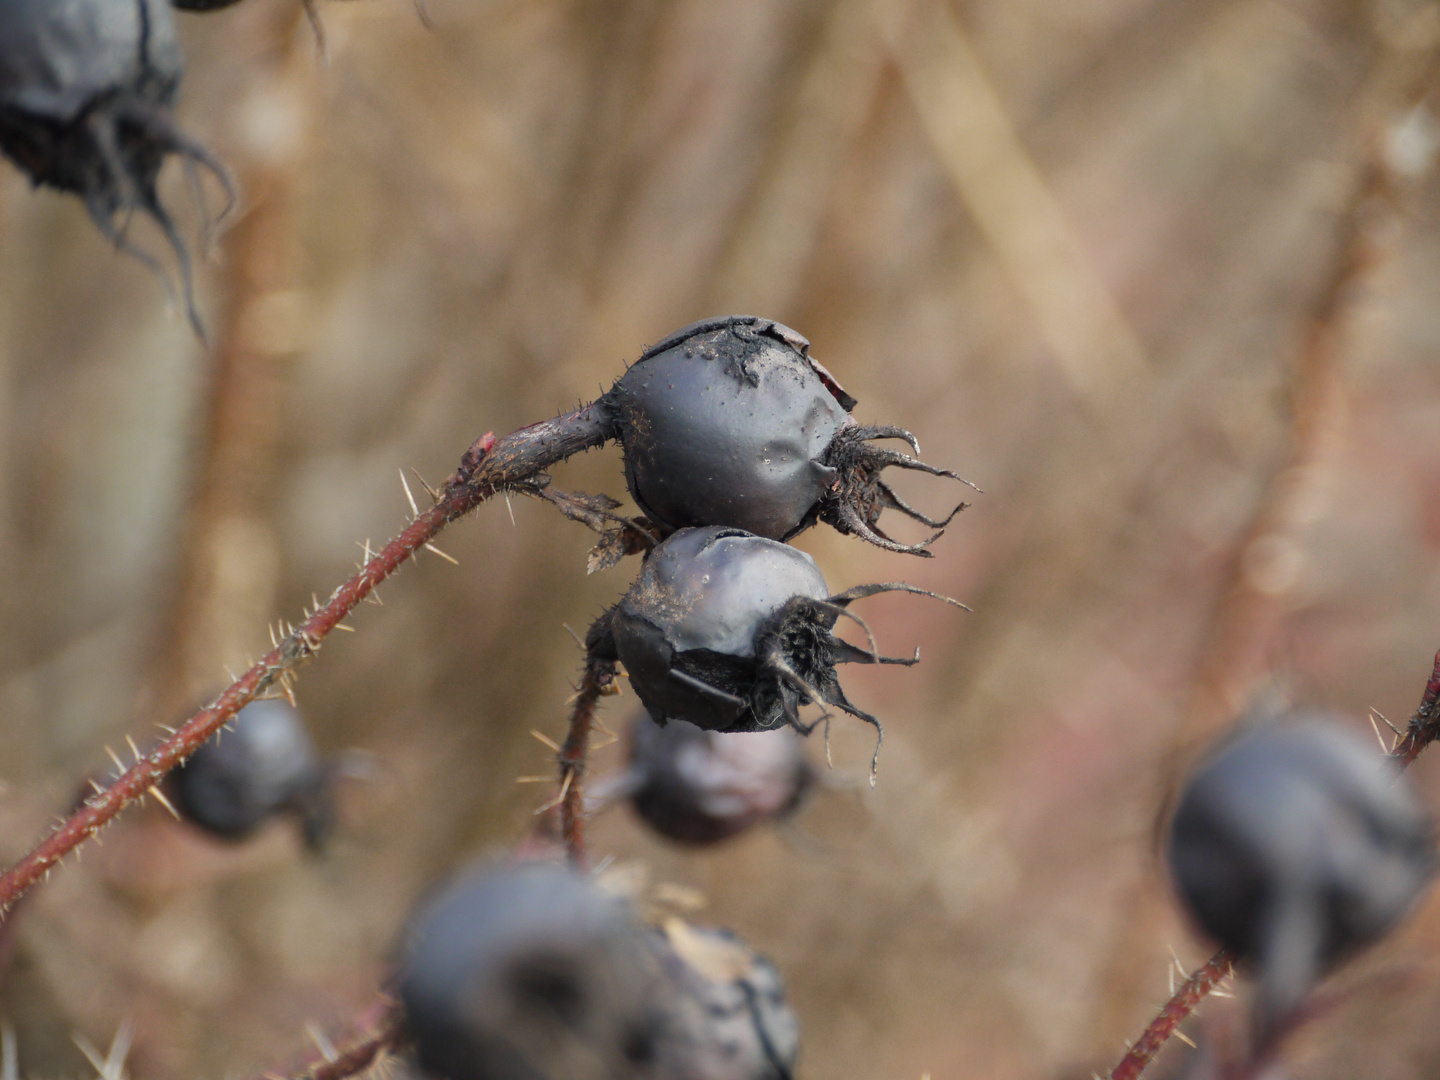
[0,403,612,914]
[1110,950,1235,1080]
[558,649,619,868]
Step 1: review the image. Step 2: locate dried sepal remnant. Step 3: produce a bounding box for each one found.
[818,423,973,555]
[516,480,658,574]
[1168,713,1436,1048]
[600,527,964,777]
[600,315,972,554]
[0,0,234,337]
[169,698,333,849]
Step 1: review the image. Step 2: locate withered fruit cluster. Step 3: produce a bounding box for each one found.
[581,315,971,781]
[390,316,971,1080]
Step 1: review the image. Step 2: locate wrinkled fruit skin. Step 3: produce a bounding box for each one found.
[652,925,799,1080]
[398,863,668,1080]
[611,527,831,733]
[1168,714,1435,1035]
[604,316,852,542]
[0,0,228,335]
[171,698,330,848]
[627,713,811,845]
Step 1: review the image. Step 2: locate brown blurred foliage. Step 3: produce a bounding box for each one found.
[3,0,1440,1078]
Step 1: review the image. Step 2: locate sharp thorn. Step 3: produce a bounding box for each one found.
[423,542,459,566]
[149,785,181,821]
[400,468,420,518]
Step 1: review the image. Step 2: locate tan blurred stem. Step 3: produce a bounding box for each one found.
[709,0,887,314]
[1179,157,1385,744]
[876,0,1149,410]
[150,1,317,716]
[1108,41,1440,1080]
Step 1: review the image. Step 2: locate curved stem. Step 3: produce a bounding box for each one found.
[557,653,619,868]
[244,998,405,1080]
[1111,950,1234,1080]
[0,403,613,915]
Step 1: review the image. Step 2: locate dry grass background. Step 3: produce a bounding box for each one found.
[2,0,1440,1077]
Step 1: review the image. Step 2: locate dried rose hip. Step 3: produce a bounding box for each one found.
[398,862,667,1080]
[597,526,960,775]
[170,698,331,849]
[615,713,812,846]
[0,0,232,335]
[653,922,800,1080]
[600,315,970,554]
[1168,715,1435,1041]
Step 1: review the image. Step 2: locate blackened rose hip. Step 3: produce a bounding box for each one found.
[398,862,666,1080]
[600,315,971,554]
[1168,715,1435,1044]
[597,526,961,776]
[610,713,812,846]
[0,0,232,336]
[170,698,332,849]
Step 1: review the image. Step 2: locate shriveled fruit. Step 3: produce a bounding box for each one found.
[600,315,970,554]
[652,921,799,1080]
[398,862,667,1080]
[0,0,233,336]
[598,526,961,775]
[614,713,812,846]
[1168,714,1435,1042]
[170,698,331,849]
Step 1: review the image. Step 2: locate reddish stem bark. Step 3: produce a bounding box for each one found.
[1111,950,1235,1080]
[1390,647,1440,766]
[246,998,405,1080]
[0,403,613,915]
[558,654,619,868]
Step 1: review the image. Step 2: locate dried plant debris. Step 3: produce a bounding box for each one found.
[653,921,799,1080]
[169,698,333,849]
[599,315,974,555]
[595,527,964,777]
[1168,713,1436,1046]
[0,0,234,337]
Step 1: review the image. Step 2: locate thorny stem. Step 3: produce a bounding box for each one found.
[245,998,405,1080]
[1111,950,1235,1080]
[558,653,619,869]
[1389,647,1440,766]
[1110,644,1440,1080]
[0,402,614,915]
